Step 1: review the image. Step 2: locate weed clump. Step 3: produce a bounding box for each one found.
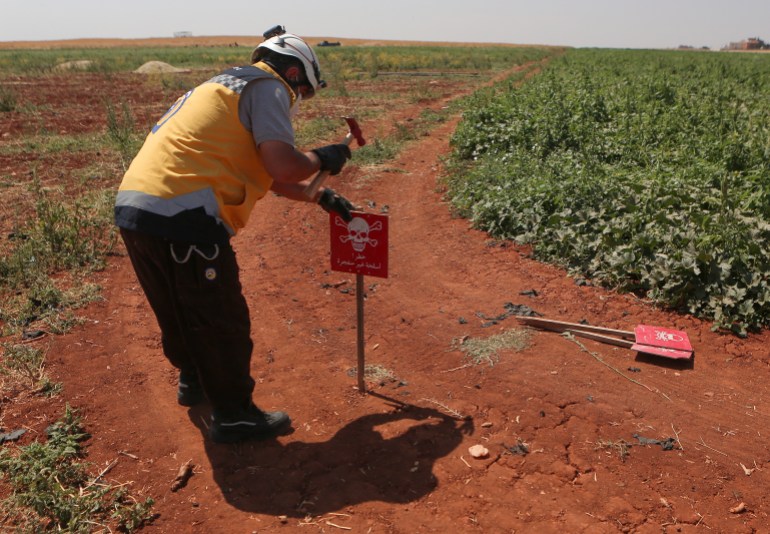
[0,406,155,532]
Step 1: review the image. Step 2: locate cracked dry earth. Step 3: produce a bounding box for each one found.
[2,46,770,533]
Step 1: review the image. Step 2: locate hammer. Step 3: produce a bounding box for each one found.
[305,116,366,198]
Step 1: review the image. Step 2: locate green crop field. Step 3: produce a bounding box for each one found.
[447,49,770,335]
[0,44,550,76]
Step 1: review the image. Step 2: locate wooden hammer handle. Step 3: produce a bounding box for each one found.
[516,316,635,339]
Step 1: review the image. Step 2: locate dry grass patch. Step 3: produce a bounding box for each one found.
[454,328,531,367]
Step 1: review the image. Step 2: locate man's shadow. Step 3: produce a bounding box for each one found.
[188,395,473,517]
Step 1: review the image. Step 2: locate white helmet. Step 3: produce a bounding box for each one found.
[252,28,324,91]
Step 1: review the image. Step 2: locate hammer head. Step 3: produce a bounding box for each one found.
[344,116,366,147]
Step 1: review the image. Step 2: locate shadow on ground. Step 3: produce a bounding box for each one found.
[188,398,473,517]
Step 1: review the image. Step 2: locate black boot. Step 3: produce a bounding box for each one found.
[177,368,205,406]
[210,402,291,443]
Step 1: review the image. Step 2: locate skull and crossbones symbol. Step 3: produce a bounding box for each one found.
[655,331,684,343]
[337,216,382,252]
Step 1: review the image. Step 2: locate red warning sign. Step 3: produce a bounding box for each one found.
[330,211,388,278]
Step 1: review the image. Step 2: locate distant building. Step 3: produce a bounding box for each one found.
[723,37,768,50]
[317,40,341,47]
[174,31,193,38]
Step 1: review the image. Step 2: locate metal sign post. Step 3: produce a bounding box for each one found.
[330,211,389,393]
[356,274,365,391]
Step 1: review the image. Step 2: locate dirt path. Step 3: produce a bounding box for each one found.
[38,111,770,533]
[6,60,770,532]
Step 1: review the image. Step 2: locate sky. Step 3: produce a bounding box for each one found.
[1,0,768,50]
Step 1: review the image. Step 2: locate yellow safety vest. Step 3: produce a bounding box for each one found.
[115,62,295,242]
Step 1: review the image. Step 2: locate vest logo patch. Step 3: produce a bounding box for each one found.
[204,267,217,281]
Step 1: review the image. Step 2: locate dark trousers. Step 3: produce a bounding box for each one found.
[119,228,255,412]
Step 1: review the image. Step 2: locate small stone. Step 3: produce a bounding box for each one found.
[481,422,493,428]
[468,445,489,458]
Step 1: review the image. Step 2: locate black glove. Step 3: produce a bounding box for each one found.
[318,188,355,222]
[312,144,352,176]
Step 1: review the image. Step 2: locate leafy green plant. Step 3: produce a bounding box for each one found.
[0,406,155,532]
[447,49,770,335]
